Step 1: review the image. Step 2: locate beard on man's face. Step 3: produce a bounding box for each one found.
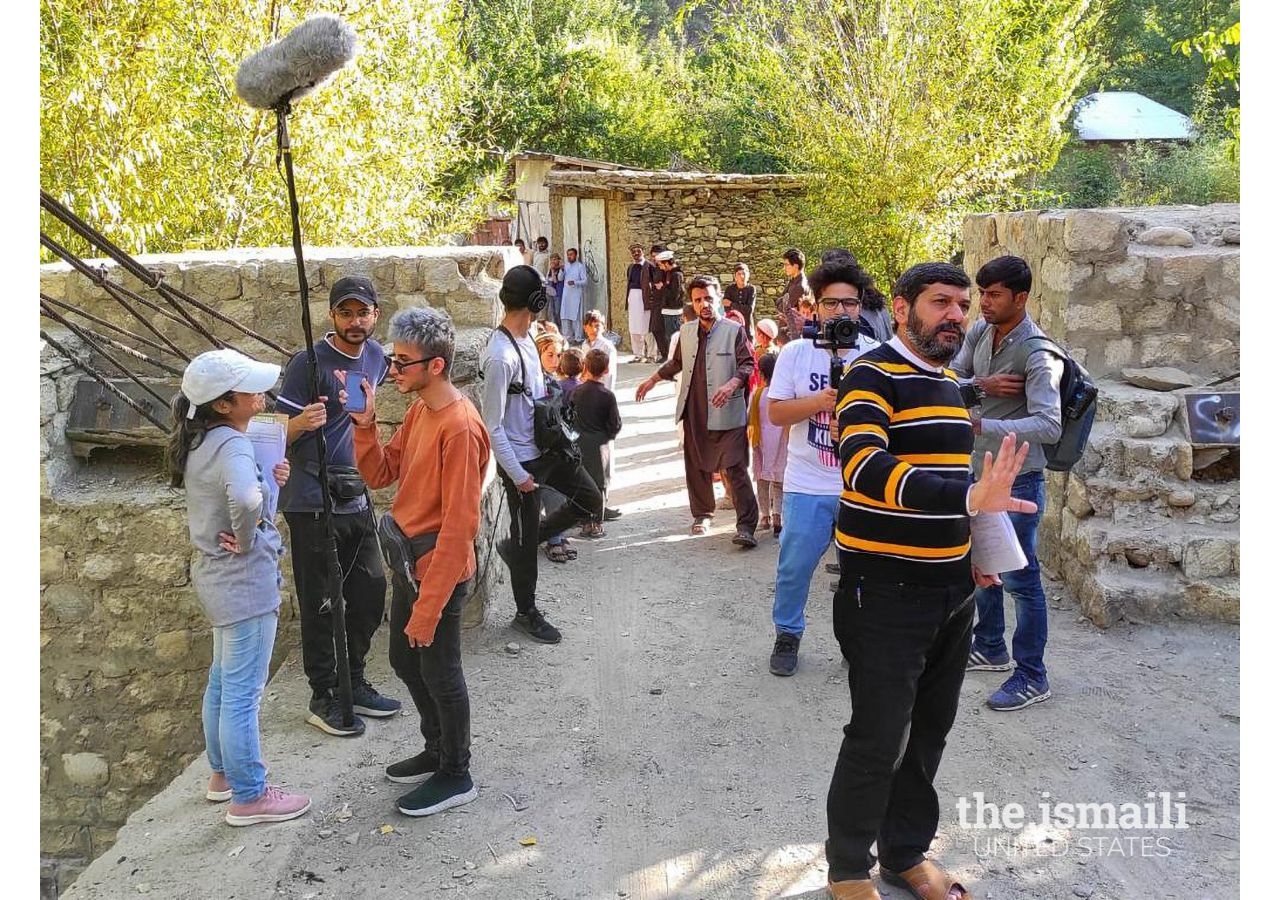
[905,306,964,364]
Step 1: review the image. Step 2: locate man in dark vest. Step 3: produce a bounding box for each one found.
[635,275,760,547]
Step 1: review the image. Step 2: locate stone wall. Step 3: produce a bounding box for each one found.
[962,204,1239,380]
[546,171,808,350]
[39,246,516,894]
[961,205,1239,626]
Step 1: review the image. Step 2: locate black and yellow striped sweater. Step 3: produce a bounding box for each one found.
[835,340,974,586]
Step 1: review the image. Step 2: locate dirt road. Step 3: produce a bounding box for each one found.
[67,361,1239,900]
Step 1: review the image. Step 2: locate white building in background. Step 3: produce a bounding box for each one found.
[1073,91,1196,143]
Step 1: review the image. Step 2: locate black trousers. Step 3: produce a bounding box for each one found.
[284,509,388,698]
[388,576,471,776]
[825,574,975,881]
[497,451,603,613]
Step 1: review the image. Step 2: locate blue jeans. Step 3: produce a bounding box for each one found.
[773,492,840,637]
[202,610,277,804]
[972,471,1049,684]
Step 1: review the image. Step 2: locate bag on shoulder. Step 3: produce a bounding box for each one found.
[497,327,581,462]
[1021,337,1098,472]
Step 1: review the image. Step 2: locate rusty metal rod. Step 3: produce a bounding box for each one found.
[40,293,177,359]
[40,330,171,432]
[41,191,291,357]
[40,304,173,410]
[40,302,185,378]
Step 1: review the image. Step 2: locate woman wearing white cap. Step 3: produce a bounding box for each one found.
[166,348,311,827]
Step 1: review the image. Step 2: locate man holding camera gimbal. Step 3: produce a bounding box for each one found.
[763,255,881,677]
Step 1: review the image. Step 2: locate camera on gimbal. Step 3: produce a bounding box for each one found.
[802,314,862,351]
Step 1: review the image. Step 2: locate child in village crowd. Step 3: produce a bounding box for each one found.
[558,347,585,402]
[748,352,786,536]
[570,348,623,539]
[167,348,310,827]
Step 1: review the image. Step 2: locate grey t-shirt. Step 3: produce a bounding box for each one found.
[183,426,284,627]
[480,327,545,483]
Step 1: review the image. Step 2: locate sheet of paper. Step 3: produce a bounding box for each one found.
[970,511,1028,576]
[247,414,288,518]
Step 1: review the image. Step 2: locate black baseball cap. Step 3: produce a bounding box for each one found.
[329,275,379,309]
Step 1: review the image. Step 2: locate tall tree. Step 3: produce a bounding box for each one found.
[41,0,499,256]
[697,0,1097,285]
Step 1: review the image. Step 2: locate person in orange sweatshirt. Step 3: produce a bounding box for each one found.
[347,306,492,818]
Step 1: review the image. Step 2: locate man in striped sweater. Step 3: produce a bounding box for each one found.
[824,263,1036,900]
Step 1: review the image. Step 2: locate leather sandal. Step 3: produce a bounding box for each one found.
[827,878,881,900]
[880,861,971,900]
[690,517,711,536]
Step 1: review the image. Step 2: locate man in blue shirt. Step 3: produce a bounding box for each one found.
[278,275,402,737]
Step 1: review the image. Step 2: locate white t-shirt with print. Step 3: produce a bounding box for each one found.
[767,335,880,495]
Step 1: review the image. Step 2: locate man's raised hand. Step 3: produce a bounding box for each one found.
[968,433,1036,515]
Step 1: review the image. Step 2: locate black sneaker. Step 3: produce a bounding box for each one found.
[352,680,402,718]
[769,633,801,677]
[306,694,366,737]
[396,772,478,817]
[385,750,439,785]
[732,528,758,549]
[513,607,562,644]
[603,507,622,521]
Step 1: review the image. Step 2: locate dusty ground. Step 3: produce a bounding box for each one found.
[65,362,1239,900]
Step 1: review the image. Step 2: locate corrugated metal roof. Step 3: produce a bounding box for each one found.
[1073,91,1195,141]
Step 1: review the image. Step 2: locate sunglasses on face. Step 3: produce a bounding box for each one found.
[386,354,438,371]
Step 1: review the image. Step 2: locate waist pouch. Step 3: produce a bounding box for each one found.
[326,465,367,502]
[376,512,439,593]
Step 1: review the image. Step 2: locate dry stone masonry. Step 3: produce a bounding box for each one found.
[39,246,514,895]
[962,204,1239,627]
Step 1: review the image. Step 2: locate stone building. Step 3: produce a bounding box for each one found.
[39,246,513,894]
[961,204,1239,627]
[544,170,808,348]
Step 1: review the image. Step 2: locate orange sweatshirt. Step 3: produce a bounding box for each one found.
[353,394,491,641]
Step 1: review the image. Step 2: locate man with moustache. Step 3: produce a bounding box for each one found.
[824,262,1034,900]
[277,276,402,738]
[625,243,657,362]
[635,275,760,547]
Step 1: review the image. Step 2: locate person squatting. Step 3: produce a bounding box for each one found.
[171,254,1045,900]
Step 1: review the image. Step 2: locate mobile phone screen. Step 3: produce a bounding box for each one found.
[343,372,366,412]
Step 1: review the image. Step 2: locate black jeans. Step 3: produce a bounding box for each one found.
[284,509,388,698]
[825,574,975,881]
[388,576,471,776]
[497,451,603,613]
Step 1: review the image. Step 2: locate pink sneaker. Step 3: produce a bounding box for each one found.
[225,785,311,826]
[206,772,232,803]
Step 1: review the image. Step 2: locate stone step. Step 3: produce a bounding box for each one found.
[1080,423,1194,480]
[1094,380,1181,436]
[1062,471,1238,521]
[1063,516,1239,579]
[1075,563,1239,627]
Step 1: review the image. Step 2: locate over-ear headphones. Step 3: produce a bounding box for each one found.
[499,265,549,314]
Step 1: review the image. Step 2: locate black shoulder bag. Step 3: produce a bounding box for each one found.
[498,327,581,463]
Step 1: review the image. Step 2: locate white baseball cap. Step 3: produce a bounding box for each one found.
[181,348,281,418]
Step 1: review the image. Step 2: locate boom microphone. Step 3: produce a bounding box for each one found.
[235,14,357,109]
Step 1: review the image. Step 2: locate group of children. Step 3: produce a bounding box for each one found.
[531,319,623,560]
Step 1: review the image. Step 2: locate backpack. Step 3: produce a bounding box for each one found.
[1020,336,1098,472]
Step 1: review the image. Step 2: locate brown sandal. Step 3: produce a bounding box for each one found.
[690,517,711,536]
[880,861,971,900]
[542,543,570,563]
[827,878,881,899]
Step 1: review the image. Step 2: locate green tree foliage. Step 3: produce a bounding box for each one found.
[1087,0,1238,114]
[457,0,709,170]
[41,0,501,256]
[695,0,1097,286]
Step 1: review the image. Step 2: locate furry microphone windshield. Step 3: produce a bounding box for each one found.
[235,14,357,110]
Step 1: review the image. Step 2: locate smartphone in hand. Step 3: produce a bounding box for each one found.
[343,372,366,413]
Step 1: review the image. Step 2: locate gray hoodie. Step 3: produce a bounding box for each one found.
[183,425,284,627]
